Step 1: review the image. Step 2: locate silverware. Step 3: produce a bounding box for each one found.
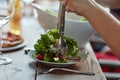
[55,0,67,55]
[38,68,95,76]
[34,61,38,80]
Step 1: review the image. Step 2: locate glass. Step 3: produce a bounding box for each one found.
[22,0,34,3]
[22,0,34,17]
[0,0,15,65]
[9,0,22,36]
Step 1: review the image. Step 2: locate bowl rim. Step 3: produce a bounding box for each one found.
[32,3,89,23]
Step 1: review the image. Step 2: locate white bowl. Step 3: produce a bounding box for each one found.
[32,4,94,48]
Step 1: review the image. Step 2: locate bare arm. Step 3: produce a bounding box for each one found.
[63,0,120,58]
[84,3,120,58]
[95,0,120,9]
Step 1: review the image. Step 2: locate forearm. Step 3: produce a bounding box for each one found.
[95,0,120,9]
[84,3,120,58]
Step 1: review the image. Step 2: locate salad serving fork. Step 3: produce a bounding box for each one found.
[37,67,95,76]
[55,0,67,55]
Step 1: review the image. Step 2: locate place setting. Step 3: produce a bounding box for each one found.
[0,0,27,52]
[26,1,95,80]
[0,0,27,66]
[0,0,107,80]
[29,60,95,75]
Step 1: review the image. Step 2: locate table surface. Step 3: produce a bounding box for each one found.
[0,15,107,80]
[0,1,106,80]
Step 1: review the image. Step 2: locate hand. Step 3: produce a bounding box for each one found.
[63,0,97,16]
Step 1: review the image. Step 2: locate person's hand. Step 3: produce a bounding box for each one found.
[63,0,97,16]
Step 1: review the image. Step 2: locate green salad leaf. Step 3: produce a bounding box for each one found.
[34,29,80,63]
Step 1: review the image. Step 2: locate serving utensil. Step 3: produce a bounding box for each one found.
[38,67,95,75]
[55,0,67,55]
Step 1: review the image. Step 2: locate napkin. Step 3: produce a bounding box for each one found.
[95,52,120,73]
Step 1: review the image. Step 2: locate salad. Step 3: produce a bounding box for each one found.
[33,29,80,63]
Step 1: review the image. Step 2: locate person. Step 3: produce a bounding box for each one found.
[91,0,120,52]
[96,0,120,52]
[63,0,120,59]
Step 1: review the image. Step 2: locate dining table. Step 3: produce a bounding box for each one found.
[0,13,107,80]
[0,0,107,80]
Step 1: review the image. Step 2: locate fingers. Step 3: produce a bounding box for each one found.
[66,6,74,13]
[63,0,69,6]
[63,0,80,15]
[63,0,73,13]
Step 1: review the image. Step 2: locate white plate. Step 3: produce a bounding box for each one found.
[0,42,27,52]
[28,50,89,67]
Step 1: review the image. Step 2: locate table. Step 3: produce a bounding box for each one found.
[0,16,106,80]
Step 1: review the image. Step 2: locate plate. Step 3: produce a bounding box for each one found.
[0,42,27,52]
[28,50,89,67]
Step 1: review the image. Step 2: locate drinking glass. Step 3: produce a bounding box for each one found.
[0,0,15,65]
[22,0,35,17]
